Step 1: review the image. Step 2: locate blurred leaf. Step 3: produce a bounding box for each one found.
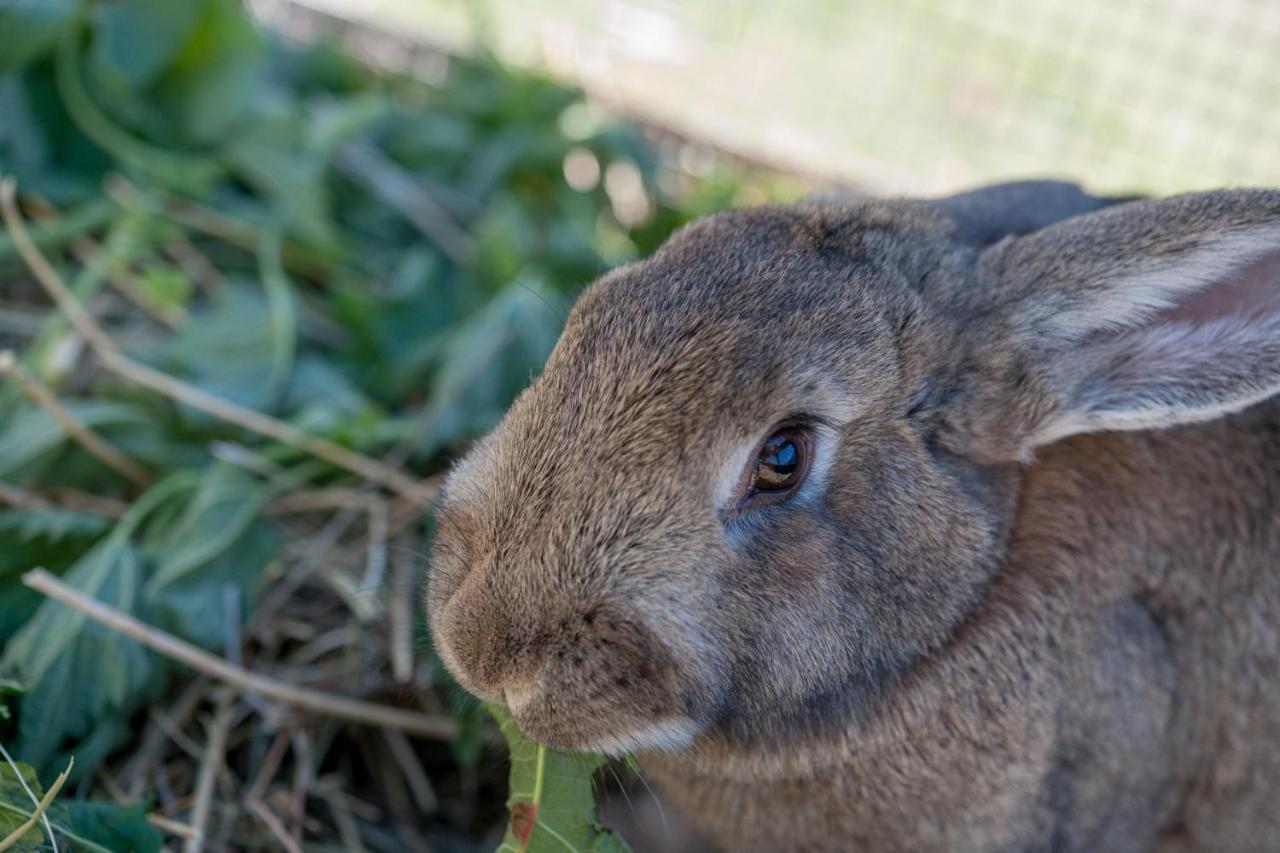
[149,282,289,412]
[0,677,20,736]
[0,401,156,481]
[256,232,298,403]
[152,0,267,145]
[0,0,78,72]
[54,800,162,853]
[0,760,161,852]
[488,705,629,853]
[140,462,280,647]
[0,760,45,849]
[1,533,153,774]
[89,0,202,93]
[55,29,223,194]
[0,509,111,544]
[135,263,194,314]
[0,75,46,174]
[222,100,337,246]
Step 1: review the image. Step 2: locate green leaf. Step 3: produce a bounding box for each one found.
[0,509,112,544]
[55,29,223,195]
[148,282,288,413]
[0,761,161,852]
[0,400,155,481]
[54,800,162,852]
[134,264,193,315]
[0,0,78,71]
[152,0,266,145]
[140,462,280,648]
[0,759,46,849]
[89,0,202,93]
[488,705,630,853]
[0,534,154,774]
[0,677,20,734]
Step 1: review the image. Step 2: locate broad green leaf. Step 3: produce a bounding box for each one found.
[89,0,202,93]
[55,29,224,195]
[140,462,281,648]
[0,0,78,71]
[152,0,267,145]
[1,534,154,774]
[148,283,286,412]
[54,799,163,852]
[488,705,630,853]
[141,462,271,593]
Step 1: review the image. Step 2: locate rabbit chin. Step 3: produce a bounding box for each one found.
[578,717,702,757]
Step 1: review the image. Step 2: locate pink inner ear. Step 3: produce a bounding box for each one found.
[1158,249,1280,326]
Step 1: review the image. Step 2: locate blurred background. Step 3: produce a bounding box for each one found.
[0,0,1276,850]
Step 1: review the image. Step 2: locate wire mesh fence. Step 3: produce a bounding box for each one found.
[290,0,1280,195]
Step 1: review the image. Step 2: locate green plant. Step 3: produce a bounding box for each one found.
[0,0,758,847]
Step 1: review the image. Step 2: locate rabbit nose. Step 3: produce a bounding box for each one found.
[435,570,547,699]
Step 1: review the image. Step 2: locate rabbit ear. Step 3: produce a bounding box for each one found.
[931,179,1137,247]
[949,190,1280,461]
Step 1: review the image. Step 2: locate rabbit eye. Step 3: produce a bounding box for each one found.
[747,427,812,500]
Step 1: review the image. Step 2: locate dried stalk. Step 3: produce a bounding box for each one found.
[184,696,234,853]
[22,568,459,740]
[0,758,72,853]
[0,349,152,486]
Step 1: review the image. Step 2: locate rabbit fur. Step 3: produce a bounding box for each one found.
[427,180,1280,852]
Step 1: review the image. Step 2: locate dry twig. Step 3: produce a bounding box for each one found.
[0,349,152,486]
[0,757,73,853]
[184,696,235,853]
[22,568,459,740]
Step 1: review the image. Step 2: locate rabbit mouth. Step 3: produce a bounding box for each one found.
[578,718,702,756]
[506,688,703,755]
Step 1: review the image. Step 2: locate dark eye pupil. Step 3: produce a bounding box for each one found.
[755,432,803,491]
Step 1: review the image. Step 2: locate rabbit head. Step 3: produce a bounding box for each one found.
[427,185,1280,756]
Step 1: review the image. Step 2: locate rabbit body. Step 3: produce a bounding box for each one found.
[427,182,1280,852]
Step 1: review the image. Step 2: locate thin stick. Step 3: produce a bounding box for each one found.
[0,350,152,486]
[245,798,304,853]
[337,141,473,263]
[389,538,415,683]
[383,729,438,814]
[0,482,52,510]
[22,569,459,740]
[148,814,197,840]
[184,697,234,853]
[1,176,437,508]
[0,757,72,853]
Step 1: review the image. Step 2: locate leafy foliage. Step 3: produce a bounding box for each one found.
[0,0,767,846]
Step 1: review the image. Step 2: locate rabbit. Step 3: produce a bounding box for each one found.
[426,179,1280,852]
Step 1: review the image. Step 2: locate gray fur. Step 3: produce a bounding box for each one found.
[427,182,1280,852]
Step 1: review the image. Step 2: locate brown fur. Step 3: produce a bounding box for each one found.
[427,182,1280,851]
